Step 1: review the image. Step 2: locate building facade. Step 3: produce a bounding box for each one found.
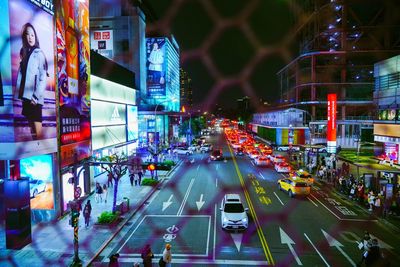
[180,68,193,109]
[278,0,400,147]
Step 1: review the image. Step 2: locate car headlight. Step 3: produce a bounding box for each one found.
[242,218,247,223]
[223,217,228,223]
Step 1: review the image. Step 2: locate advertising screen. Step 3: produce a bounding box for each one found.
[127,105,138,141]
[56,0,91,167]
[20,154,54,210]
[91,75,135,105]
[62,170,84,211]
[327,94,337,154]
[0,0,57,159]
[146,38,166,97]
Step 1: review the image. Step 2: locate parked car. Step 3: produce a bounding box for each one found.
[220,194,248,231]
[210,149,224,161]
[188,144,200,152]
[276,146,300,152]
[277,177,310,198]
[200,144,213,153]
[275,162,291,173]
[29,179,47,198]
[254,156,270,166]
[173,147,193,155]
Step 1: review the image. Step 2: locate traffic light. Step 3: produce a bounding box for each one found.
[147,164,155,171]
[69,200,80,227]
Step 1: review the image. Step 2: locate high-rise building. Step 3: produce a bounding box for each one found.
[278,0,400,147]
[180,68,193,109]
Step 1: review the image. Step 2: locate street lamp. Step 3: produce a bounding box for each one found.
[153,98,177,180]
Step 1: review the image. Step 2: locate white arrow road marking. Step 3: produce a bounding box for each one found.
[230,233,243,252]
[304,233,330,267]
[280,227,302,265]
[322,229,356,267]
[273,192,284,206]
[370,234,394,250]
[162,194,174,211]
[177,178,195,216]
[196,194,205,211]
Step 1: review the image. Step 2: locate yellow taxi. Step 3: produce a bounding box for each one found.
[277,177,311,197]
[290,170,315,186]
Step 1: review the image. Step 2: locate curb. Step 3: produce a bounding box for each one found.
[85,159,182,266]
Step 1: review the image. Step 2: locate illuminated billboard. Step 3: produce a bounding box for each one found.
[146,37,166,97]
[127,105,138,141]
[327,94,337,153]
[90,30,114,59]
[56,0,91,167]
[0,0,57,159]
[20,154,54,210]
[91,100,126,127]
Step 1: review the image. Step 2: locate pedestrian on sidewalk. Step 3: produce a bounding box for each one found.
[368,191,375,212]
[83,200,92,228]
[109,253,120,267]
[102,184,108,203]
[129,172,135,186]
[141,244,154,267]
[138,168,143,186]
[374,194,382,217]
[134,172,139,186]
[95,183,103,203]
[107,173,113,187]
[160,243,172,267]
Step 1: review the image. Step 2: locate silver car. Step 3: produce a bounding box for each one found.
[220,194,248,231]
[29,179,47,198]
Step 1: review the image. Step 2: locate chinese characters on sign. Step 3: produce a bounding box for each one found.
[327,94,337,154]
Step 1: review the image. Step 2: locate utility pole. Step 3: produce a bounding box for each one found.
[70,154,83,267]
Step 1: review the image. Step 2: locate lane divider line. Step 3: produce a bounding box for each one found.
[259,172,265,180]
[273,192,284,206]
[309,194,341,220]
[213,204,217,260]
[304,233,330,267]
[307,197,318,207]
[227,142,275,265]
[177,178,195,216]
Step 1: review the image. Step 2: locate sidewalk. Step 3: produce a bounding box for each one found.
[0,160,181,267]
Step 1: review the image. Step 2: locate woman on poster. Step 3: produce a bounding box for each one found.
[148,42,164,84]
[16,23,48,140]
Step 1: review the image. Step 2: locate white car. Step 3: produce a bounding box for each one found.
[276,146,300,152]
[275,162,291,173]
[200,144,213,153]
[173,147,193,155]
[248,150,261,160]
[220,194,248,231]
[29,179,47,198]
[254,156,270,166]
[272,154,286,164]
[188,144,200,152]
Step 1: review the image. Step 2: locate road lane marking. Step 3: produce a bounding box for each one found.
[118,216,147,252]
[195,194,205,211]
[177,178,195,216]
[228,143,275,265]
[280,227,302,265]
[309,194,377,222]
[162,194,174,211]
[273,192,284,206]
[307,197,318,207]
[197,165,200,171]
[116,258,270,265]
[259,172,265,180]
[206,212,211,256]
[304,233,330,267]
[215,177,218,188]
[230,233,243,252]
[213,204,217,260]
[216,164,219,170]
[251,161,255,166]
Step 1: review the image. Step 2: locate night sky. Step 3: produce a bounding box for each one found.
[147,0,295,112]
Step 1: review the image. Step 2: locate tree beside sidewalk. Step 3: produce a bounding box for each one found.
[98,153,128,213]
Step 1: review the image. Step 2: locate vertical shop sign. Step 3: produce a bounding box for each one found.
[327,94,337,154]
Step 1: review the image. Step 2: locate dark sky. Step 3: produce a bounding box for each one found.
[147,0,295,112]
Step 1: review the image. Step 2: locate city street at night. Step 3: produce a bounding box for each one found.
[1,0,400,267]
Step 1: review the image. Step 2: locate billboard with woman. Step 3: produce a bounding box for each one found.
[0,0,57,160]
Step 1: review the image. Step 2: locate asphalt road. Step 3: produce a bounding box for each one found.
[95,133,400,266]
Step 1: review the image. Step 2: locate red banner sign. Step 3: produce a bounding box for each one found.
[327,94,337,145]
